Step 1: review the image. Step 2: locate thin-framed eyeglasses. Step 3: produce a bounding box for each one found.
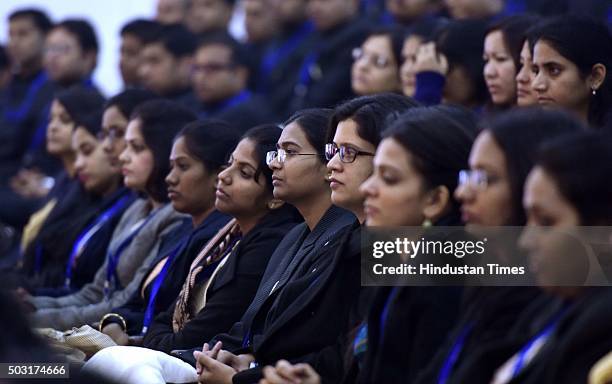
[457,169,494,190]
[351,47,392,69]
[266,149,320,166]
[325,143,375,163]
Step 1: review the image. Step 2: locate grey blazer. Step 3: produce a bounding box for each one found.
[28,200,187,330]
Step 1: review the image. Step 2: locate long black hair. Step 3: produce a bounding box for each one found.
[130,100,196,203]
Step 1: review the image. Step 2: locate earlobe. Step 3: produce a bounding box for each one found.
[590,63,607,91]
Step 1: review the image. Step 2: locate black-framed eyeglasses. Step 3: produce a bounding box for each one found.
[325,143,375,163]
[266,149,320,166]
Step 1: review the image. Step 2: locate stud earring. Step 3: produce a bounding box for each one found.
[422,219,432,228]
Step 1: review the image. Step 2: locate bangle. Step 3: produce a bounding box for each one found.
[99,313,127,332]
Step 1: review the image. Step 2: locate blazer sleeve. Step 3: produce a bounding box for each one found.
[28,220,183,330]
[143,232,279,353]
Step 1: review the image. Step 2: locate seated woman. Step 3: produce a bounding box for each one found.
[350,27,404,96]
[85,109,357,384]
[18,87,118,293]
[261,104,478,384]
[411,20,488,110]
[411,108,584,384]
[22,100,194,330]
[514,17,541,108]
[99,120,238,344]
[483,15,539,111]
[450,131,612,384]
[529,16,612,129]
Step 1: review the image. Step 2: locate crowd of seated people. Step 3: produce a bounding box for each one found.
[1,1,612,383]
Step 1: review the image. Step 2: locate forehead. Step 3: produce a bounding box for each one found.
[279,121,311,148]
[47,28,78,45]
[233,138,258,165]
[402,35,422,54]
[333,119,374,148]
[125,119,144,139]
[363,34,392,52]
[532,40,568,64]
[469,131,506,170]
[142,43,171,58]
[73,126,96,143]
[9,17,37,31]
[375,137,411,169]
[102,106,128,124]
[484,30,505,48]
[195,44,232,61]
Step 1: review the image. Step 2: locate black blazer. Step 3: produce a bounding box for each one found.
[231,211,362,383]
[175,205,356,368]
[449,287,612,384]
[414,286,542,384]
[114,210,231,335]
[142,207,301,353]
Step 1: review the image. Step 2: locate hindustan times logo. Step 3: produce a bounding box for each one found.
[372,237,488,259]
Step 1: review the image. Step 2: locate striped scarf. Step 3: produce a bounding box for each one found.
[172,219,242,332]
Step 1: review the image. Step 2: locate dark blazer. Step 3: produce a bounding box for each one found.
[414,286,542,384]
[449,287,612,384]
[288,18,370,113]
[231,210,362,383]
[142,207,301,353]
[174,205,356,368]
[114,210,231,335]
[198,93,276,133]
[344,286,463,384]
[21,179,107,290]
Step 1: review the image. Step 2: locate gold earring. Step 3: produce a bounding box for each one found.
[325,171,332,182]
[267,199,282,210]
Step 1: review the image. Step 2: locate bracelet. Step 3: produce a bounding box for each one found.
[99,313,127,332]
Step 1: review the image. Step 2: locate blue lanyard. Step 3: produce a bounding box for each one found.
[378,287,399,344]
[64,195,132,288]
[259,22,314,91]
[3,71,48,124]
[141,243,183,334]
[199,90,251,118]
[511,307,567,378]
[104,208,159,298]
[437,322,475,384]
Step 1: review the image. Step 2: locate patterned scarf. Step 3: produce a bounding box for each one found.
[172,219,242,332]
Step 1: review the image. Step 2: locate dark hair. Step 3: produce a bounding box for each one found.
[0,45,9,70]
[383,105,478,220]
[283,108,333,163]
[131,100,197,202]
[104,89,159,120]
[436,19,488,106]
[8,9,52,34]
[56,86,105,135]
[365,26,407,69]
[120,19,160,45]
[407,17,449,42]
[54,19,99,54]
[536,132,612,225]
[485,107,585,225]
[487,14,541,70]
[241,124,283,189]
[148,23,196,58]
[175,119,240,174]
[529,16,612,129]
[196,32,250,68]
[327,93,420,146]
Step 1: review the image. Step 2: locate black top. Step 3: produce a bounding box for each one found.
[288,18,371,113]
[114,210,232,335]
[143,206,302,353]
[449,287,612,384]
[198,92,277,133]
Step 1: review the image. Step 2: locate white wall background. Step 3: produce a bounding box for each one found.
[0,1,245,97]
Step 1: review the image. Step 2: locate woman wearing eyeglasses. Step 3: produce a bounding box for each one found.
[260,103,473,384]
[411,108,583,384]
[351,27,404,96]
